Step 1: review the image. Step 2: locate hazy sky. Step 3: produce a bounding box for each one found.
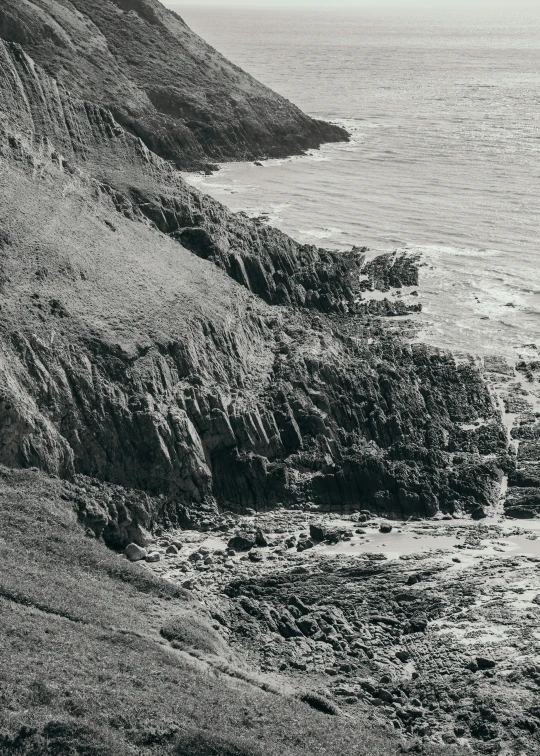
[164,0,532,9]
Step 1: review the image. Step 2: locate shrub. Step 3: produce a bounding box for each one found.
[160,612,227,656]
[300,692,340,716]
[175,731,264,756]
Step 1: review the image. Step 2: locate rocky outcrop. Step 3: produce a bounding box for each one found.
[0,38,508,528]
[0,0,348,170]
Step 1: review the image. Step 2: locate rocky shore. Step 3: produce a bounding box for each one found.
[108,354,540,754]
[134,505,540,754]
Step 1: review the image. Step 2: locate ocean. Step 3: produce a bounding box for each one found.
[177,6,540,360]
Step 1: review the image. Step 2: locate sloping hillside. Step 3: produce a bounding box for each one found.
[0,0,348,169]
[0,466,401,756]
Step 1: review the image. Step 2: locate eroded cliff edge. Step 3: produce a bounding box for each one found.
[0,0,348,169]
[0,39,511,547]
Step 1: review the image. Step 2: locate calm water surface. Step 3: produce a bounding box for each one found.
[176,6,540,358]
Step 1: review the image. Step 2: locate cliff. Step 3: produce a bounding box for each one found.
[0,0,348,169]
[0,40,508,546]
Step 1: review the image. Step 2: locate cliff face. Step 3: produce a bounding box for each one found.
[0,0,348,169]
[0,39,509,544]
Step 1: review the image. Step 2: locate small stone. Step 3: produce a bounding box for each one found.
[145,552,160,563]
[377,689,394,704]
[166,545,179,555]
[395,650,410,662]
[290,660,307,671]
[182,580,194,590]
[379,523,393,534]
[124,543,147,562]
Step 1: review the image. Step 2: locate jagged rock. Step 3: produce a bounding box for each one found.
[297,617,319,636]
[124,543,147,561]
[255,529,269,547]
[0,31,509,531]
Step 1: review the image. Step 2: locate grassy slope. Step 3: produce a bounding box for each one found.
[0,467,399,756]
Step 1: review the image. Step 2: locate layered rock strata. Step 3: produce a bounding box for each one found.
[0,39,510,542]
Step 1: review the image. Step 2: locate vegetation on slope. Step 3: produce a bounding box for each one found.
[0,467,399,756]
[0,0,348,169]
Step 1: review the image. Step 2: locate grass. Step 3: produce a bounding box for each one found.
[0,467,401,755]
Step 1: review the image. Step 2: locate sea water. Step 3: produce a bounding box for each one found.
[176,6,540,360]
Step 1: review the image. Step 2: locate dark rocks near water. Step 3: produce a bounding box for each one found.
[0,36,508,532]
[228,534,255,552]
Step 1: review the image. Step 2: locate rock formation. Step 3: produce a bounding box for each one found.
[0,37,509,545]
[0,0,348,169]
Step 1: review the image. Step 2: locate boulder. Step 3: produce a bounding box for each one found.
[145,552,161,563]
[309,522,327,541]
[476,657,496,670]
[379,523,393,533]
[255,529,269,547]
[297,617,319,636]
[166,544,179,555]
[124,543,147,562]
[505,506,536,519]
[228,534,255,551]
